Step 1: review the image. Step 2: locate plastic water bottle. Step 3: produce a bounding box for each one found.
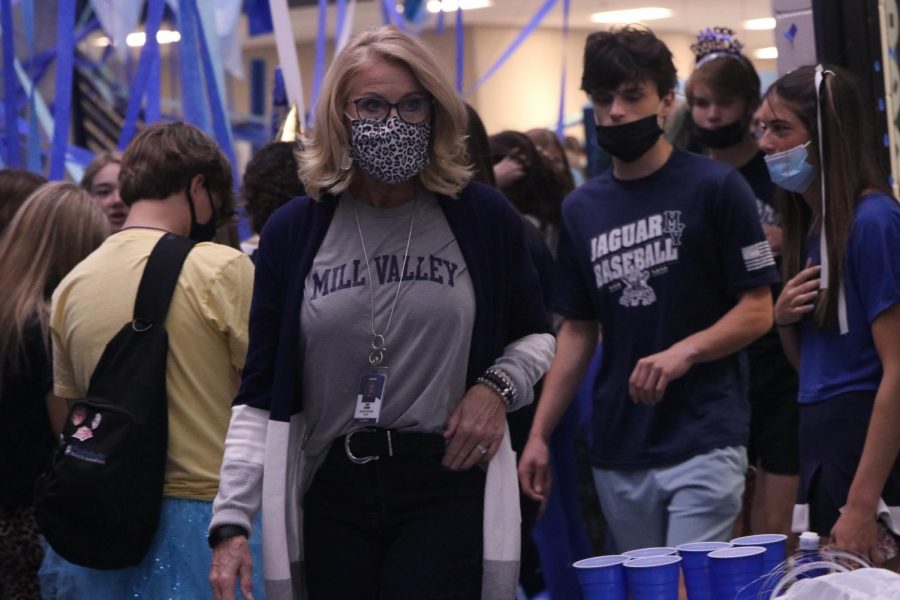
[794,531,826,579]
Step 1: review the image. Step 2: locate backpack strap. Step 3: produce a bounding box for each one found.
[133,233,197,326]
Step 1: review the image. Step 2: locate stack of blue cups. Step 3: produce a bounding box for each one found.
[624,555,682,599]
[573,555,629,600]
[708,546,767,599]
[677,541,733,600]
[575,534,788,599]
[730,534,788,573]
[730,533,788,597]
[575,548,682,599]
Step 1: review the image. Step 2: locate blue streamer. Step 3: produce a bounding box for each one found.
[178,0,209,131]
[403,0,428,25]
[146,38,162,123]
[49,0,76,179]
[335,0,347,47]
[465,0,558,97]
[117,0,165,150]
[436,9,445,35]
[311,0,328,113]
[1,0,19,167]
[23,0,39,172]
[455,6,463,93]
[27,18,100,91]
[246,0,274,36]
[380,0,405,30]
[555,0,569,139]
[190,0,238,184]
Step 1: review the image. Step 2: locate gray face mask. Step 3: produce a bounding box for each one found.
[349,116,431,184]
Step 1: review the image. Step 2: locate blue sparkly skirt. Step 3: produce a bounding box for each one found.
[39,498,265,599]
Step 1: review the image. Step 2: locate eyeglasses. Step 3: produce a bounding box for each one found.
[346,95,433,124]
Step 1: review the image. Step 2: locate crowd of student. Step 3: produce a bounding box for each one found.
[0,20,897,600]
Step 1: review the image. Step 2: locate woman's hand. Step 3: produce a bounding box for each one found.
[774,259,820,326]
[830,505,882,566]
[209,535,255,600]
[442,384,506,470]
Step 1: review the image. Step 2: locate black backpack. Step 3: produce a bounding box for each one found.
[35,233,196,570]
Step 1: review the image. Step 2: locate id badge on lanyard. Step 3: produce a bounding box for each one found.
[354,366,388,424]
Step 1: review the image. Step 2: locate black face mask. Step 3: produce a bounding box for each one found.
[693,119,748,149]
[186,186,217,242]
[595,115,662,163]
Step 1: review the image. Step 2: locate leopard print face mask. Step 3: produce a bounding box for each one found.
[349,116,431,184]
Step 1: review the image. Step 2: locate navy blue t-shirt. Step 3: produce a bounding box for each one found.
[553,149,780,469]
[739,151,784,359]
[799,193,900,403]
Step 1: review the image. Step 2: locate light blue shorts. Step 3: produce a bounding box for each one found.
[593,445,747,552]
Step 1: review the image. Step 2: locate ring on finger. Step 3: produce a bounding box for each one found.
[475,443,488,455]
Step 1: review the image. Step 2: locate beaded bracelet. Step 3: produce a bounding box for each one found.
[476,367,517,410]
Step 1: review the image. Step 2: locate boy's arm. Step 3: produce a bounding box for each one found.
[518,318,598,501]
[628,285,773,404]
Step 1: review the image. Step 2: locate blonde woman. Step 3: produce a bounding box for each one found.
[209,26,555,600]
[0,183,108,599]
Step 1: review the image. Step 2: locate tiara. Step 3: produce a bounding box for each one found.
[691,27,745,66]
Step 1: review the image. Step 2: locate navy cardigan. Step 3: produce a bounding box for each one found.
[235,181,552,422]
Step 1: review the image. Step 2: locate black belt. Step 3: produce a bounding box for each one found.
[335,428,446,464]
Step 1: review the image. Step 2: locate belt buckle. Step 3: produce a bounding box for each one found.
[344,430,384,464]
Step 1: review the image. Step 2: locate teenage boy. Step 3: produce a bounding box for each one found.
[45,123,259,596]
[518,27,779,550]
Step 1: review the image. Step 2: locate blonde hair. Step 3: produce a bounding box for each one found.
[0,182,109,386]
[298,26,471,199]
[80,151,122,193]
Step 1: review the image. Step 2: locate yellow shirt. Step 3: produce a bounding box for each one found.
[51,230,253,501]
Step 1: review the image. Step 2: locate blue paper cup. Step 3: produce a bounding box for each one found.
[573,555,629,600]
[730,533,787,573]
[625,555,682,600]
[622,546,678,559]
[709,546,766,600]
[676,541,733,600]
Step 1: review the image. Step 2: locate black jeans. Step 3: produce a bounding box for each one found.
[303,440,486,600]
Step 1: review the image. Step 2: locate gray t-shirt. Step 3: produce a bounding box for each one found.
[299,192,475,458]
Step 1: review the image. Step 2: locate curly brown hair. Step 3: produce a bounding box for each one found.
[241,142,306,233]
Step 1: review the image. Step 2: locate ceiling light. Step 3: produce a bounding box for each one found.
[426,0,492,13]
[754,47,778,59]
[590,7,673,24]
[125,30,182,48]
[743,17,776,31]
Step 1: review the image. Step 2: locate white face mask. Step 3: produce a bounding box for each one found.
[349,116,431,184]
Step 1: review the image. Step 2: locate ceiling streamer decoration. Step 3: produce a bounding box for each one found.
[465,0,559,97]
[268,0,306,125]
[48,0,76,179]
[89,0,142,60]
[1,0,18,167]
[116,0,163,150]
[335,0,356,53]
[556,0,569,139]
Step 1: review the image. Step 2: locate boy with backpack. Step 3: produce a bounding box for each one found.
[41,123,260,598]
